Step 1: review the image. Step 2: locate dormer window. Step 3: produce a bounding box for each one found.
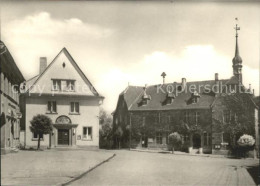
[142,94,151,106]
[191,91,200,104]
[141,85,151,106]
[166,92,175,105]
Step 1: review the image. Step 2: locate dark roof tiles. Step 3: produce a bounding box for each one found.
[122,79,230,111]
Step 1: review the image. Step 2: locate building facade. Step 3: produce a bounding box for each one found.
[113,26,259,155]
[20,48,103,148]
[0,41,25,152]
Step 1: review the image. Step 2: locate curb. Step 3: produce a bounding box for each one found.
[59,153,116,186]
[130,149,228,159]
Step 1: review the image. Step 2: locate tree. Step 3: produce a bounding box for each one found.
[99,108,113,149]
[30,114,53,150]
[114,126,123,149]
[168,132,182,154]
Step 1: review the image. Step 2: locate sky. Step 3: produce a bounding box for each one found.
[1,1,259,113]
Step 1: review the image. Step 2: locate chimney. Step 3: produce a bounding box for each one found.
[181,78,186,90]
[39,57,47,74]
[215,73,219,81]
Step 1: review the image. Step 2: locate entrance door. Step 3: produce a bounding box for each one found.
[58,129,69,145]
[192,133,201,148]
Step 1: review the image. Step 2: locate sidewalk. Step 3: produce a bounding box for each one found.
[130,148,228,158]
[1,148,115,186]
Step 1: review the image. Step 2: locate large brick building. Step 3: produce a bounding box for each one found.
[113,25,259,155]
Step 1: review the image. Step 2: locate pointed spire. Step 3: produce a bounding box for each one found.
[234,23,241,60]
[233,18,242,64]
[232,18,243,83]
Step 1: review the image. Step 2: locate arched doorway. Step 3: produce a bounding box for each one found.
[192,133,201,148]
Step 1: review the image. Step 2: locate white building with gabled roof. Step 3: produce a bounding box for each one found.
[20,48,104,148]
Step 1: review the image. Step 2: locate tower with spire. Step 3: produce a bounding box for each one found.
[232,19,243,83]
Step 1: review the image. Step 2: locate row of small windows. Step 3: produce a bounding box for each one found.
[141,92,201,106]
[47,101,80,114]
[223,110,238,123]
[116,110,236,126]
[52,79,75,91]
[115,111,202,125]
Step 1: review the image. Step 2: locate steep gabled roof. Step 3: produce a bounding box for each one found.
[120,86,144,109]
[25,47,100,96]
[0,40,25,83]
[118,79,230,111]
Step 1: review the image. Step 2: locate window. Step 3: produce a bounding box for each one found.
[166,132,169,144]
[83,127,92,140]
[119,115,122,123]
[203,132,208,145]
[196,112,200,124]
[184,111,189,123]
[66,80,75,91]
[70,102,79,114]
[142,116,145,126]
[156,131,162,144]
[184,135,189,142]
[168,116,171,123]
[142,99,148,106]
[47,101,57,113]
[32,132,43,140]
[203,132,211,146]
[166,97,174,105]
[125,116,127,125]
[224,110,230,123]
[223,133,230,144]
[52,80,61,91]
[192,97,199,104]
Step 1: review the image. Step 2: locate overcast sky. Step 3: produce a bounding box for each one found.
[1,1,259,112]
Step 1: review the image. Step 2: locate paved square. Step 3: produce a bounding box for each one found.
[1,149,114,185]
[70,150,258,186]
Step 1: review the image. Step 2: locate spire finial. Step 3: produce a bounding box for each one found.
[234,18,240,37]
[234,18,241,57]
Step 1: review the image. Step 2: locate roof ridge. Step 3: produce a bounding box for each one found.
[25,48,64,93]
[126,79,231,88]
[25,47,100,96]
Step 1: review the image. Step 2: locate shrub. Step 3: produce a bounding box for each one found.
[168,132,182,153]
[237,134,255,147]
[236,134,255,158]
